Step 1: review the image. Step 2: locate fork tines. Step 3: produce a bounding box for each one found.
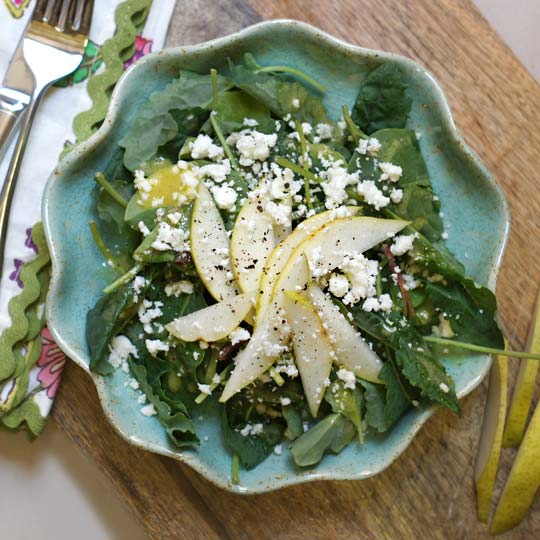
[32,0,94,34]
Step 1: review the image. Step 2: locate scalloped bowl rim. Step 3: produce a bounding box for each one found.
[43,19,510,494]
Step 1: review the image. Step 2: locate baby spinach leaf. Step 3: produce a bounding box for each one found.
[120,70,227,171]
[282,405,304,440]
[87,284,138,374]
[352,63,412,134]
[207,90,274,134]
[290,413,356,467]
[130,361,199,447]
[325,380,364,441]
[229,55,331,127]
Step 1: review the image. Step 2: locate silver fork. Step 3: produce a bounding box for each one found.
[0,0,93,280]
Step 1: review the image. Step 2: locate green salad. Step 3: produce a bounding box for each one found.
[86,54,504,480]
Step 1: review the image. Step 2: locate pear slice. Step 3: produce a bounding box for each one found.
[503,288,540,447]
[257,207,360,318]
[230,181,275,293]
[191,183,239,302]
[474,350,509,523]
[283,291,334,417]
[308,284,383,383]
[166,292,255,342]
[490,397,540,534]
[220,216,407,401]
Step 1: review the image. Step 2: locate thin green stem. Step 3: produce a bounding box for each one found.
[194,364,233,404]
[254,65,326,93]
[94,173,128,208]
[294,121,313,211]
[103,263,143,294]
[231,453,240,485]
[269,367,285,386]
[424,336,540,360]
[210,114,240,171]
[210,68,219,109]
[376,270,382,297]
[89,221,126,275]
[204,349,218,384]
[341,105,367,145]
[275,156,323,183]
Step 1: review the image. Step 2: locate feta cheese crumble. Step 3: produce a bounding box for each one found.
[390,234,416,256]
[337,368,357,389]
[165,280,194,297]
[230,327,250,345]
[212,185,238,211]
[140,403,156,417]
[328,273,350,298]
[108,336,138,372]
[379,162,403,182]
[190,134,224,160]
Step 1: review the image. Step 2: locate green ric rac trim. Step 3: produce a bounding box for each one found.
[0,223,50,381]
[72,0,153,143]
[2,398,48,435]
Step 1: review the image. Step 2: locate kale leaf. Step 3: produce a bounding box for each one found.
[352,63,412,134]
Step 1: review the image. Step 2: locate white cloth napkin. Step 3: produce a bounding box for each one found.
[0,0,176,330]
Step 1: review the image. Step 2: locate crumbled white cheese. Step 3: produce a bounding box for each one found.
[190,134,224,160]
[145,339,170,357]
[108,336,138,371]
[274,444,283,455]
[197,383,212,396]
[140,403,156,417]
[243,117,259,127]
[362,294,393,312]
[265,201,292,228]
[212,185,238,211]
[441,231,449,240]
[357,137,382,156]
[138,221,151,237]
[132,276,148,300]
[165,280,194,297]
[315,123,333,140]
[151,222,189,252]
[337,368,356,389]
[328,273,350,298]
[234,130,278,166]
[321,165,359,209]
[128,379,140,390]
[291,98,300,108]
[439,382,450,393]
[230,326,250,345]
[340,253,379,305]
[239,423,264,437]
[199,160,231,184]
[390,234,416,256]
[390,188,403,204]
[269,163,297,200]
[357,180,390,210]
[280,397,291,406]
[379,162,403,182]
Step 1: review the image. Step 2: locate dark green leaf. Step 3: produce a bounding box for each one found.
[325,380,364,440]
[120,71,227,170]
[130,361,198,447]
[282,405,304,440]
[352,63,412,134]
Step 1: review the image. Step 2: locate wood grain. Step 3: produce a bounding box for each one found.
[52,0,540,538]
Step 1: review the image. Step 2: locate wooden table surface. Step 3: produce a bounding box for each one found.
[52,0,540,538]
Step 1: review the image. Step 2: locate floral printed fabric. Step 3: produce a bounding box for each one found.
[0,0,175,435]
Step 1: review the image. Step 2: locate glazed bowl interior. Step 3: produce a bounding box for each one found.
[43,20,509,493]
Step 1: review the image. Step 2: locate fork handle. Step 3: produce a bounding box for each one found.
[0,91,42,284]
[0,87,31,159]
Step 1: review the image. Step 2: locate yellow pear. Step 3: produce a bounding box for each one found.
[490,396,540,534]
[474,349,508,523]
[502,288,540,447]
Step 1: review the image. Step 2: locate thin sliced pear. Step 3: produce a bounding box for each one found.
[503,288,540,447]
[191,183,239,302]
[257,207,360,318]
[474,350,508,523]
[490,397,540,534]
[308,284,383,383]
[166,292,255,342]
[221,216,406,401]
[283,291,333,417]
[230,181,275,293]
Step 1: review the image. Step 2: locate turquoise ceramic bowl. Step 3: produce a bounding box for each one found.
[43,20,510,494]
